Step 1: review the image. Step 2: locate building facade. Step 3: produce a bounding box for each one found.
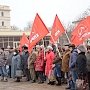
[0,5,51,49]
[0,5,30,49]
[0,5,10,30]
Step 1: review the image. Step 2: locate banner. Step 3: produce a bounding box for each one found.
[19,33,29,51]
[50,14,65,43]
[71,16,90,45]
[29,13,49,52]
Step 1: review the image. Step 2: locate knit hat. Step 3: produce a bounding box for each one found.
[47,46,53,50]
[36,45,40,48]
[77,44,86,52]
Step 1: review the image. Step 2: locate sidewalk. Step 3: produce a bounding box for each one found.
[0,78,66,90]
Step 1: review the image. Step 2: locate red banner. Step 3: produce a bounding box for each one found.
[50,15,65,43]
[71,35,83,46]
[29,13,49,52]
[71,16,90,45]
[19,33,29,51]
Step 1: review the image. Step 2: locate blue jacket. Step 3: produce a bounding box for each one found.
[69,49,78,70]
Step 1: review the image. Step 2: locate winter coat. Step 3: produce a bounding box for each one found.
[45,51,55,77]
[86,52,90,72]
[53,53,62,78]
[11,54,22,79]
[28,51,36,69]
[21,51,29,69]
[34,50,44,71]
[0,51,7,66]
[76,52,87,74]
[53,53,62,65]
[69,49,78,71]
[62,49,70,72]
[7,52,13,66]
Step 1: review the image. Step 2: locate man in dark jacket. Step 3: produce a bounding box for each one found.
[21,45,30,81]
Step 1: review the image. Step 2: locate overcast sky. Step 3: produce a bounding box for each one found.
[0,0,90,29]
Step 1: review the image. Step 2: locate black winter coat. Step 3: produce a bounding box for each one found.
[76,52,87,74]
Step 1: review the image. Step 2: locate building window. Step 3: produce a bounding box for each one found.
[2,21,4,26]
[1,12,4,16]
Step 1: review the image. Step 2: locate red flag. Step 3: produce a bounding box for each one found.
[50,15,65,43]
[28,45,34,53]
[19,33,29,51]
[29,13,49,50]
[71,35,83,46]
[72,16,90,38]
[71,16,90,45]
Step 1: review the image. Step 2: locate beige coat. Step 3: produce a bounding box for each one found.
[28,52,37,69]
[62,49,71,72]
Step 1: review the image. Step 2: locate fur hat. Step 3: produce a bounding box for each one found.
[69,44,75,48]
[77,44,86,52]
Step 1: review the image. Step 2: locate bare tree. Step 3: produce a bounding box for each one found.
[24,21,33,31]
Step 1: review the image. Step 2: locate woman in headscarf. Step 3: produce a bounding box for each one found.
[34,45,44,84]
[45,46,55,84]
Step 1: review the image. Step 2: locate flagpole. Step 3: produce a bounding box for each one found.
[42,38,46,59]
[65,31,71,43]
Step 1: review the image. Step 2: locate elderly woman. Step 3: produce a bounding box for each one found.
[34,45,44,84]
[11,49,22,82]
[45,46,55,84]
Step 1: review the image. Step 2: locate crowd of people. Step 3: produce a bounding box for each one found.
[0,43,90,90]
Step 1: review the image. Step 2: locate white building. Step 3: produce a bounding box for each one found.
[0,5,10,30]
[0,5,50,49]
[0,5,30,48]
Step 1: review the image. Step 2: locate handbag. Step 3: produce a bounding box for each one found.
[48,69,55,82]
[16,70,23,77]
[76,79,88,90]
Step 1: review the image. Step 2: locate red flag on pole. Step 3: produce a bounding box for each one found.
[50,14,65,43]
[28,13,49,52]
[19,33,29,51]
[71,16,90,45]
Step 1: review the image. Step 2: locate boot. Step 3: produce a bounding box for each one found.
[15,77,20,82]
[3,77,8,82]
[0,76,4,81]
[56,77,61,86]
[31,80,36,83]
